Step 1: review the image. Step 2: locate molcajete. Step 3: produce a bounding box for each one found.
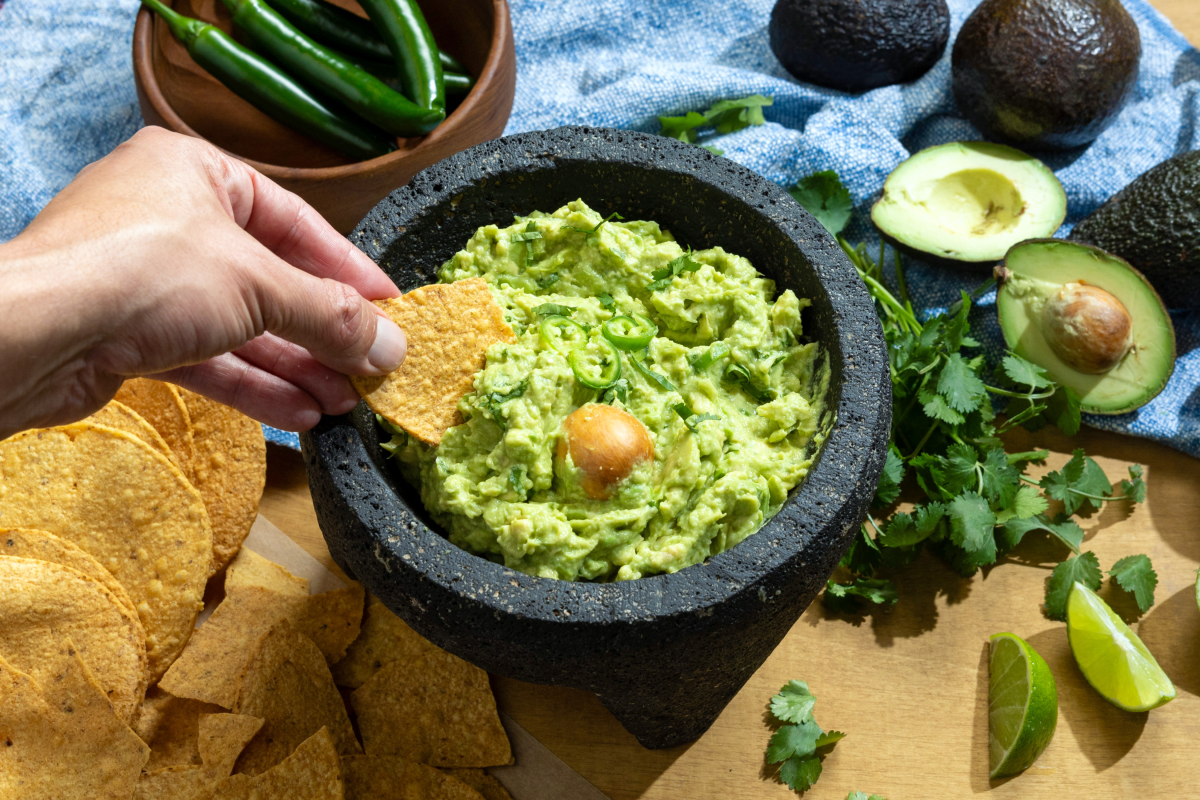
[300,126,890,749]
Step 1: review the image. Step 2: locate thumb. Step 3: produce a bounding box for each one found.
[252,265,407,377]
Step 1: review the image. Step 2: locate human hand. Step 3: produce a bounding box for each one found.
[0,126,405,438]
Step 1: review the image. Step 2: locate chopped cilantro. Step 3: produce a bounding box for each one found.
[628,351,676,392]
[671,401,719,433]
[532,303,575,317]
[536,272,560,289]
[646,250,702,292]
[597,292,615,311]
[723,363,775,403]
[566,211,623,242]
[688,342,731,372]
[481,380,528,431]
[508,466,524,496]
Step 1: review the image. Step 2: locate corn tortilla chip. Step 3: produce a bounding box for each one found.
[180,389,266,572]
[198,712,264,777]
[134,765,208,800]
[133,688,224,770]
[233,621,361,775]
[0,424,213,681]
[160,585,305,709]
[351,654,512,767]
[343,755,487,800]
[0,556,147,724]
[0,645,149,799]
[85,400,182,473]
[114,378,196,482]
[1,526,140,624]
[225,546,311,596]
[295,582,366,666]
[333,596,450,689]
[352,278,515,445]
[207,726,344,800]
[442,769,515,800]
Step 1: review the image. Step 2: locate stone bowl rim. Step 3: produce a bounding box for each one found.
[337,125,885,624]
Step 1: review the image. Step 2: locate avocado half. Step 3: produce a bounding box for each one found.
[996,240,1175,415]
[871,142,1066,267]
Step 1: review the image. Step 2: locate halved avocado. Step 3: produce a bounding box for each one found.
[996,240,1176,415]
[871,142,1066,266]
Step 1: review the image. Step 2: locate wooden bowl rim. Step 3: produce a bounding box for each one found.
[132,0,513,179]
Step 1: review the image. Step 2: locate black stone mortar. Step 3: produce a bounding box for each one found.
[301,127,891,749]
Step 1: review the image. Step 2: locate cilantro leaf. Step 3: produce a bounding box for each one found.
[536,272,560,289]
[646,251,703,291]
[629,351,676,392]
[508,466,524,497]
[597,292,615,311]
[815,731,846,748]
[920,386,966,425]
[769,680,816,725]
[1108,554,1157,613]
[704,94,773,133]
[995,484,1049,524]
[943,443,979,495]
[1001,513,1083,554]
[878,502,945,548]
[1002,354,1054,389]
[672,401,720,432]
[532,302,574,317]
[779,754,822,792]
[1040,450,1112,515]
[1045,551,1103,620]
[872,448,904,507]
[1118,464,1147,504]
[824,577,898,612]
[938,353,987,413]
[657,110,707,143]
[766,719,822,763]
[979,447,1020,510]
[947,492,997,563]
[789,171,853,237]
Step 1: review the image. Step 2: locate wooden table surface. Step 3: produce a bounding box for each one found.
[260,4,1200,796]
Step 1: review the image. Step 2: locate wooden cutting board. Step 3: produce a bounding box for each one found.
[261,4,1200,796]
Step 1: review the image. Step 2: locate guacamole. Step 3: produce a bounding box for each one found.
[385,200,831,581]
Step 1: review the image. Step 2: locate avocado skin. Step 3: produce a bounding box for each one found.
[952,0,1140,150]
[1069,150,1200,310]
[769,0,949,93]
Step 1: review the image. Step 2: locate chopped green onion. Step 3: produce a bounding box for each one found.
[689,341,731,372]
[569,339,622,389]
[539,316,588,355]
[533,302,575,317]
[628,351,676,392]
[602,314,658,351]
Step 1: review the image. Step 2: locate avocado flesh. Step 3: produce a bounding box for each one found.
[1069,150,1200,310]
[871,142,1066,264]
[952,0,1140,151]
[769,0,949,93]
[996,240,1175,415]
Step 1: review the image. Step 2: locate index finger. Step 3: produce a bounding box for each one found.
[217,154,400,300]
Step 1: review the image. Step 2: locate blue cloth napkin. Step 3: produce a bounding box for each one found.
[2,0,1199,455]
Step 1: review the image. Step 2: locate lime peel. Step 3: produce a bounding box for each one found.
[988,632,1058,779]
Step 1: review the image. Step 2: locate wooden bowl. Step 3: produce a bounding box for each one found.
[132,0,515,232]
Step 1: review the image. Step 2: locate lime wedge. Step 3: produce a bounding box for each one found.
[1066,581,1175,712]
[989,632,1058,779]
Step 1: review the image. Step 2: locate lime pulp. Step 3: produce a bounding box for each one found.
[988,632,1058,779]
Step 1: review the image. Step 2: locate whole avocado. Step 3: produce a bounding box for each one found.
[952,0,1140,150]
[1069,150,1200,309]
[769,0,950,93]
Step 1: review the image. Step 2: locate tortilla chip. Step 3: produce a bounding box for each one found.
[160,585,305,708]
[198,712,264,777]
[351,654,512,767]
[0,645,149,799]
[133,688,224,770]
[0,526,139,623]
[85,399,182,473]
[224,546,310,596]
[0,556,147,724]
[114,377,196,482]
[442,769,515,800]
[162,556,362,706]
[0,424,213,681]
[295,582,366,666]
[333,596,450,689]
[208,726,344,800]
[351,278,515,445]
[343,755,486,800]
[180,389,266,572]
[233,621,361,775]
[134,765,208,800]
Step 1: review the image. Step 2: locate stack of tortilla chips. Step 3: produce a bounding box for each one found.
[0,378,514,798]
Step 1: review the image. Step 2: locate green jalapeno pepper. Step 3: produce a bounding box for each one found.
[356,0,444,111]
[539,316,588,355]
[601,314,658,351]
[569,339,622,390]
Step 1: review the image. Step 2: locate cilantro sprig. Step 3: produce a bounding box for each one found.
[1044,551,1157,620]
[766,681,845,794]
[657,94,773,155]
[788,171,1148,612]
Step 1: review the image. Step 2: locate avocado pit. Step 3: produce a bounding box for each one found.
[557,403,654,500]
[1042,281,1133,374]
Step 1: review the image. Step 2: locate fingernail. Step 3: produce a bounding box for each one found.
[367,317,406,373]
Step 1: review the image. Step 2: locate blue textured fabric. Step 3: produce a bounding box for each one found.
[2,0,1199,455]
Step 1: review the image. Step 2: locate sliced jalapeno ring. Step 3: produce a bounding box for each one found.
[602,314,658,351]
[569,339,622,389]
[539,315,588,355]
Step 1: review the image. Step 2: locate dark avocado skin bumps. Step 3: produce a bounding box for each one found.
[769,0,950,93]
[1069,150,1200,310]
[953,0,1140,150]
